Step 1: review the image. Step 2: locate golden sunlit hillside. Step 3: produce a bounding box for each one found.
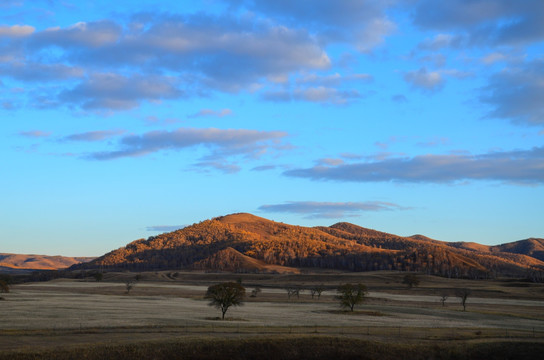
[70,213,544,279]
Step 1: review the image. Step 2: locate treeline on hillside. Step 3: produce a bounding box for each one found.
[68,217,544,280]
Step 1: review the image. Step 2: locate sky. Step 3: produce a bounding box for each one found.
[1,0,543,257]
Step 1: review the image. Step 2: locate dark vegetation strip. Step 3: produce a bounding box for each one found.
[1,336,544,360]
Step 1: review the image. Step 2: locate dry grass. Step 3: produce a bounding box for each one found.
[1,272,544,358]
[2,335,544,360]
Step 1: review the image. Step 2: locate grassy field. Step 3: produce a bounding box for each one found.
[1,271,543,359]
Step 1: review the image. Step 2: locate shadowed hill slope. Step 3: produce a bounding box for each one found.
[493,238,544,262]
[72,213,544,278]
[193,247,300,273]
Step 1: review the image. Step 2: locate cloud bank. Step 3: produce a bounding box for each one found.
[284,147,544,185]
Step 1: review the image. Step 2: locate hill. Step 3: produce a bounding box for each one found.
[0,253,94,272]
[494,238,544,262]
[72,213,544,279]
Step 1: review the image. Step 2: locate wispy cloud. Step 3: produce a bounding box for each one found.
[61,130,125,142]
[391,94,407,103]
[85,127,289,163]
[192,161,241,174]
[259,200,410,219]
[19,130,51,138]
[481,52,507,65]
[188,108,233,118]
[262,86,363,105]
[284,147,544,185]
[417,137,450,148]
[295,72,373,86]
[251,165,277,172]
[146,225,186,232]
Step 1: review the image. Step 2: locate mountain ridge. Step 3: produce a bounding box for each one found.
[71,213,543,278]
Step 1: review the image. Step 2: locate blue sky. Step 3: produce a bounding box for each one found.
[1,0,543,256]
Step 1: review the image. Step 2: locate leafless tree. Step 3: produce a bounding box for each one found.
[125,279,136,294]
[250,286,262,298]
[455,288,471,311]
[310,285,325,300]
[285,286,302,300]
[439,292,449,307]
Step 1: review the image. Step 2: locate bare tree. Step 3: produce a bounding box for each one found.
[310,285,325,300]
[125,279,136,294]
[455,288,471,311]
[439,292,449,307]
[336,283,367,312]
[205,282,245,320]
[250,286,262,298]
[285,286,302,300]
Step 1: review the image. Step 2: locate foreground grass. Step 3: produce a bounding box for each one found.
[1,336,544,360]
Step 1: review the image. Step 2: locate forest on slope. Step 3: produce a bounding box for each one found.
[73,213,544,280]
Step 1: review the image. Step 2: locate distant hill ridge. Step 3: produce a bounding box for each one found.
[71,213,544,279]
[0,253,94,272]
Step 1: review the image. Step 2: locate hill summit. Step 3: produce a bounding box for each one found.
[74,213,544,279]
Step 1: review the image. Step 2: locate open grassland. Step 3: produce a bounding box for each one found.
[1,271,544,359]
